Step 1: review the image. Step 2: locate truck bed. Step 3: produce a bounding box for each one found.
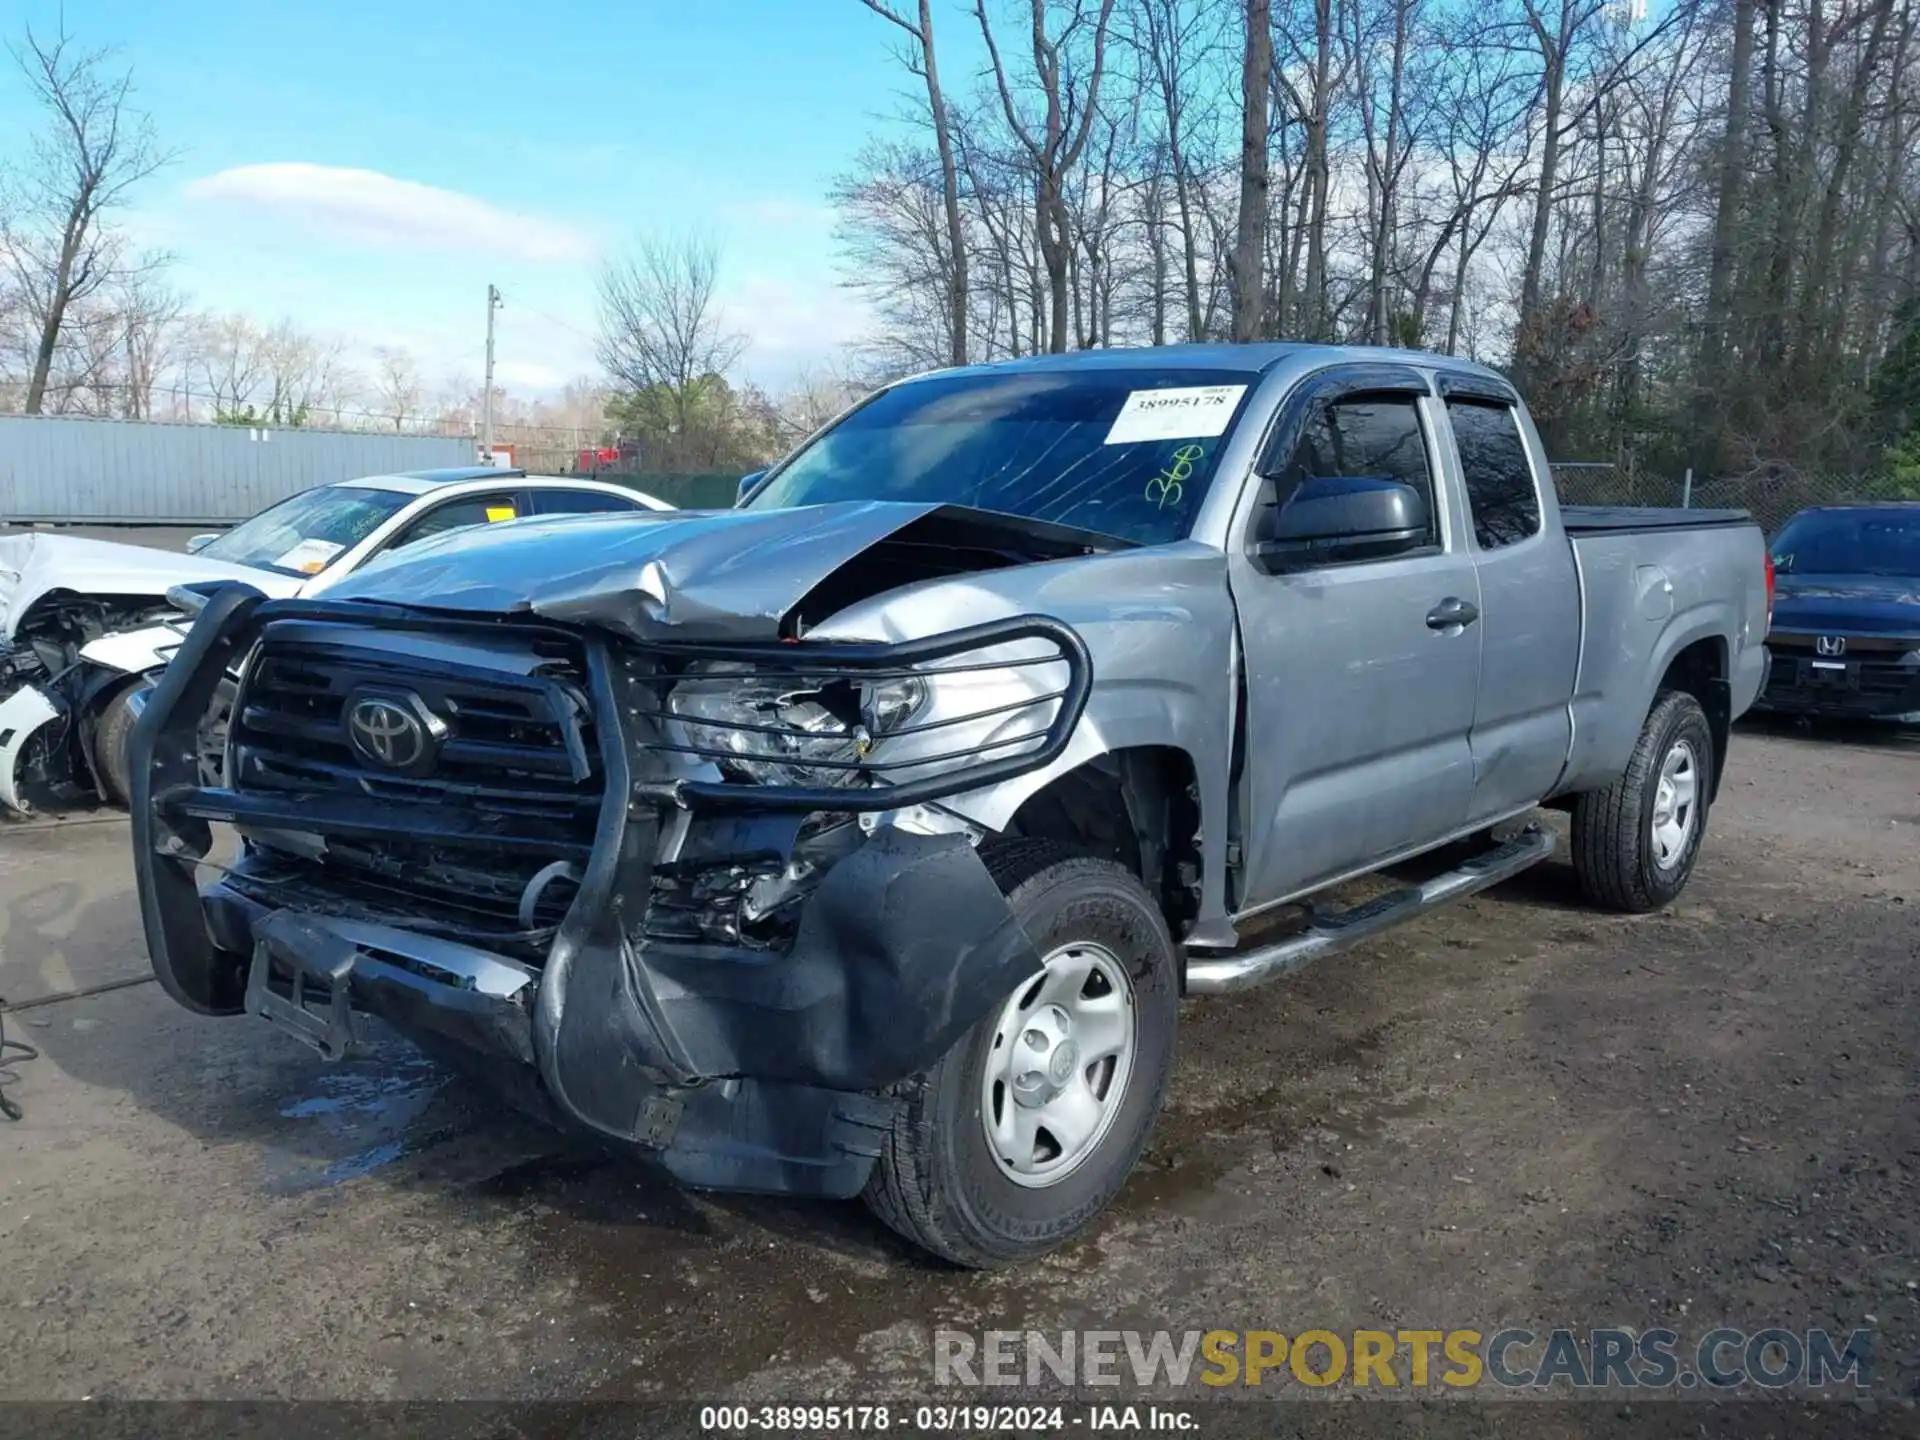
[1556,509,1770,797]
[1561,505,1754,535]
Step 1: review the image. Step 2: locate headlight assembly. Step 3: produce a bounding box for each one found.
[647,616,1091,811]
[668,663,928,788]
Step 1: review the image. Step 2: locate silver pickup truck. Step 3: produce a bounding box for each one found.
[131,344,1771,1267]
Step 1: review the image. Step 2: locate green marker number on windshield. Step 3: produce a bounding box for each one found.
[1147,443,1204,509]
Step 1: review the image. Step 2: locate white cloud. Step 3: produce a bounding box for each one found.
[719,196,837,230]
[184,163,594,263]
[726,273,872,363]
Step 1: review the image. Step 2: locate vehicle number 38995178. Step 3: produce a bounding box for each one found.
[697,1403,1071,1431]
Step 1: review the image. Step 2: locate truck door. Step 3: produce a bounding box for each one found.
[1231,367,1482,908]
[1437,386,1579,824]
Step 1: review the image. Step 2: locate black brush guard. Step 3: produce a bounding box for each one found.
[130,587,1081,1197]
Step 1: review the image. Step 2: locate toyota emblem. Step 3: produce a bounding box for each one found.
[347,696,429,769]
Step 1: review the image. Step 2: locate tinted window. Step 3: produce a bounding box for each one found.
[1447,400,1540,549]
[388,492,522,550]
[529,488,644,516]
[1269,396,1437,548]
[1772,510,1920,577]
[743,368,1257,546]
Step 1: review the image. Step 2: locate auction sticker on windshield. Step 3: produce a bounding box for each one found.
[273,537,345,575]
[1104,384,1247,445]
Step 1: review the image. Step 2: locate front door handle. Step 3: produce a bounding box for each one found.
[1427,597,1480,630]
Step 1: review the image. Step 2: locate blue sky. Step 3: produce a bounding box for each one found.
[1,0,949,395]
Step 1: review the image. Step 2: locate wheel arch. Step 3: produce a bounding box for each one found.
[1653,634,1732,802]
[997,744,1203,942]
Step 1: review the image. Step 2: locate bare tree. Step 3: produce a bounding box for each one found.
[822,0,1920,497]
[1232,0,1273,340]
[597,234,750,468]
[198,314,265,420]
[113,264,187,419]
[1,22,173,414]
[1698,0,1759,388]
[1275,0,1344,339]
[861,0,971,366]
[597,234,747,419]
[975,0,1120,352]
[372,345,424,431]
[257,319,351,426]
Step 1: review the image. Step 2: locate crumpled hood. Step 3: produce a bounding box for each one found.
[0,531,297,643]
[325,501,977,641]
[1772,573,1920,638]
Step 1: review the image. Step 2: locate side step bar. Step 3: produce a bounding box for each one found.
[1185,826,1555,996]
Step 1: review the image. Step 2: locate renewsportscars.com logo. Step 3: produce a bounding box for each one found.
[933,1327,1873,1392]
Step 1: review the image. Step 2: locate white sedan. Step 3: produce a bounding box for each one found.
[0,467,669,813]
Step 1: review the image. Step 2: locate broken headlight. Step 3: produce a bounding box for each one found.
[667,663,928,788]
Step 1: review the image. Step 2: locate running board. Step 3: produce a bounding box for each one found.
[1184,826,1555,996]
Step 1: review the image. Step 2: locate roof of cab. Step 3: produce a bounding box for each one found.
[910,341,1513,387]
[338,466,526,496]
[1781,502,1920,528]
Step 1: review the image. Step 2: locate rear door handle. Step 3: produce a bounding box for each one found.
[1427,597,1480,630]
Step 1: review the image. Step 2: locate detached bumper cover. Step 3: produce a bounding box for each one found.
[130,585,1046,1198]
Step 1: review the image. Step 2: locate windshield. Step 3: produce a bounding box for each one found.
[744,368,1257,545]
[1771,510,1920,579]
[197,485,412,577]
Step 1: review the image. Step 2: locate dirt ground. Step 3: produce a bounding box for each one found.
[1,716,1914,1423]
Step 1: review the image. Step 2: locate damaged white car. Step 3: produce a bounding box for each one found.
[0,467,667,814]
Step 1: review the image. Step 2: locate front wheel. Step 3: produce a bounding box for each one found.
[862,842,1179,1268]
[1571,689,1715,913]
[91,683,144,806]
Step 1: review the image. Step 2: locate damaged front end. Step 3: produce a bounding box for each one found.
[132,584,1091,1197]
[1,599,187,814]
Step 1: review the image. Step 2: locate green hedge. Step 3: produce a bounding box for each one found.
[597,471,748,509]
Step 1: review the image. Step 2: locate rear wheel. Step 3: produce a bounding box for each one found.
[862,841,1179,1268]
[1571,690,1714,913]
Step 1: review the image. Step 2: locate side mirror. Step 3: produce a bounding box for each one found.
[1256,476,1430,570]
[185,533,220,553]
[735,470,766,506]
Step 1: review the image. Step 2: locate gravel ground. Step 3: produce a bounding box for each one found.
[0,717,1914,1428]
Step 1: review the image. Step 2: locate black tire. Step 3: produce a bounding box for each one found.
[1571,689,1715,913]
[862,840,1180,1268]
[90,684,143,806]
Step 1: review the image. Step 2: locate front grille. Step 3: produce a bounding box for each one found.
[226,623,604,948]
[1762,653,1920,711]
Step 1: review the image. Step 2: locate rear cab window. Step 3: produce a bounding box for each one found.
[528,488,646,516]
[1446,400,1542,549]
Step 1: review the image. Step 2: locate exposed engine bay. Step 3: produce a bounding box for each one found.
[0,592,182,812]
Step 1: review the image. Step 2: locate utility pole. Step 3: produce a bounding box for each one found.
[482,283,502,461]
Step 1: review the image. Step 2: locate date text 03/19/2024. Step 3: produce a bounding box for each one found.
[697,1404,1197,1432]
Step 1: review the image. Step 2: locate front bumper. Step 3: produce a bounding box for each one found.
[130,587,1054,1198]
[1753,645,1920,721]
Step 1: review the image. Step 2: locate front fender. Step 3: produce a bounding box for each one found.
[805,545,1240,940]
[0,684,63,815]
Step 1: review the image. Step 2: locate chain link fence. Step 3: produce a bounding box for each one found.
[1549,462,1914,535]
